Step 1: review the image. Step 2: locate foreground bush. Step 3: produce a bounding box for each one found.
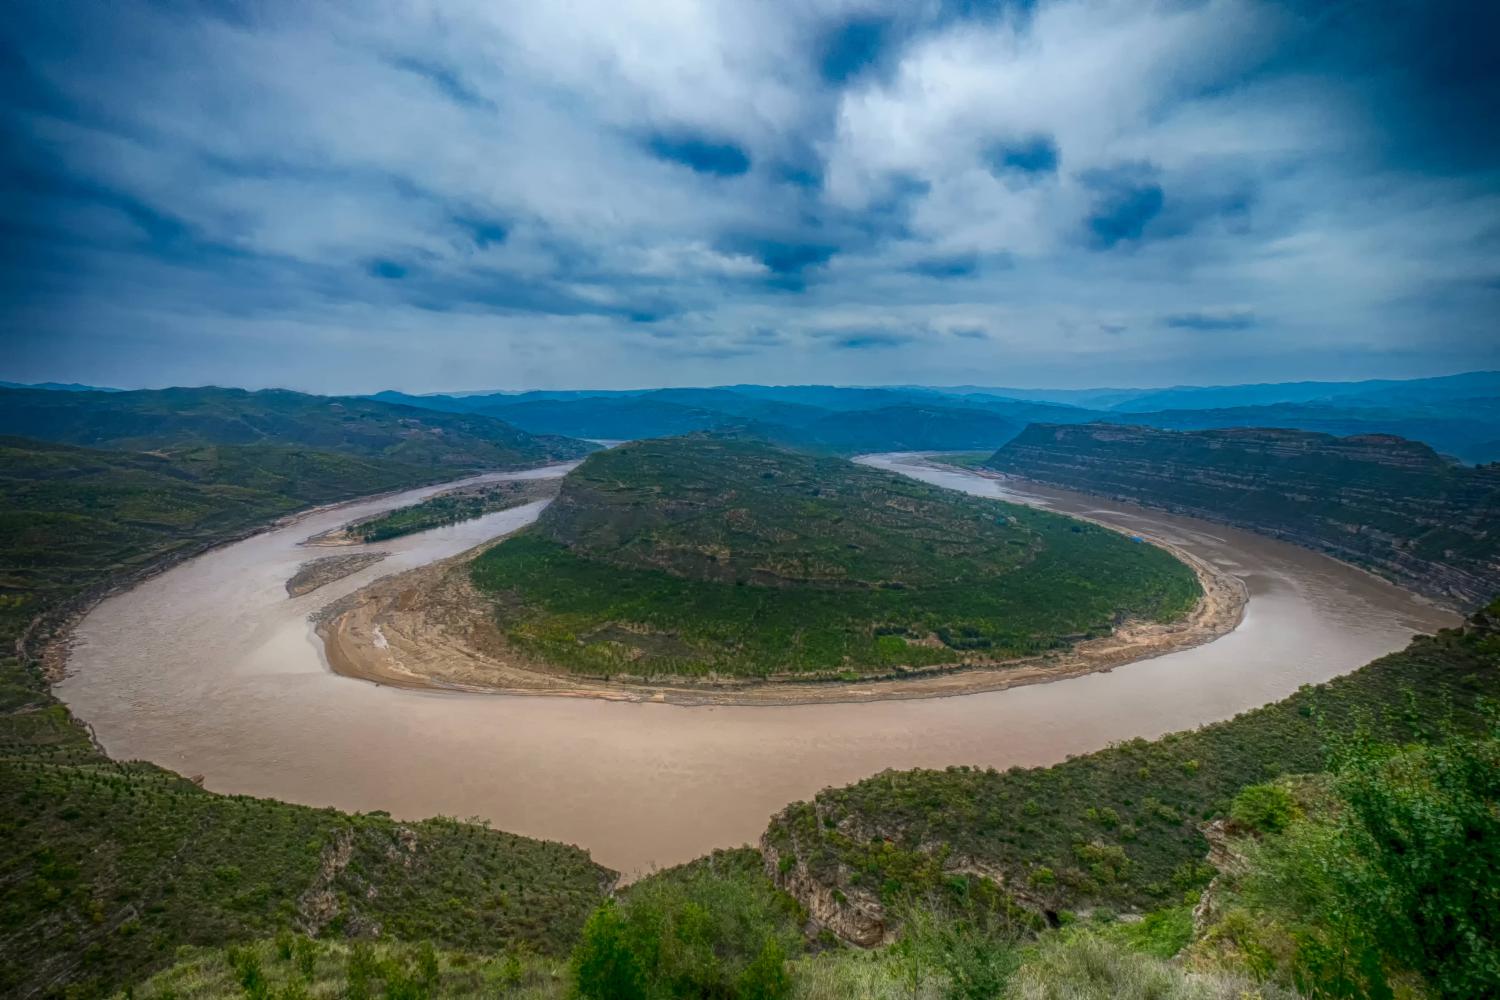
[1208,722,1500,999]
[571,849,805,1000]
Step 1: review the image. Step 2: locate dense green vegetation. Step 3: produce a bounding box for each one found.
[1,764,610,995]
[0,437,614,999]
[347,480,556,543]
[988,423,1500,608]
[572,849,806,1000]
[0,437,458,645]
[764,601,1500,922]
[469,437,1200,680]
[0,386,592,469]
[1198,725,1500,999]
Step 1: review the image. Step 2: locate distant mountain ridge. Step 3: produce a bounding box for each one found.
[367,371,1500,463]
[0,380,121,392]
[8,371,1497,462]
[985,422,1500,609]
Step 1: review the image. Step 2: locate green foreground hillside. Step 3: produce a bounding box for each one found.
[764,603,1500,924]
[468,436,1200,680]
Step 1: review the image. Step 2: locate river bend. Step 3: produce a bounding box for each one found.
[57,456,1456,874]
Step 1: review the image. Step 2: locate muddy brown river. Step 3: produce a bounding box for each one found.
[56,455,1457,876]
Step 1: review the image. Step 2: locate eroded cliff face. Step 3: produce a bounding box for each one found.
[987,423,1499,610]
[760,804,893,947]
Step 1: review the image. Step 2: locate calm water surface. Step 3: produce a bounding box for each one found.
[57,455,1457,875]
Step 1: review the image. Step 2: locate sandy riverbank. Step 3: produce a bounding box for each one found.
[315,509,1248,707]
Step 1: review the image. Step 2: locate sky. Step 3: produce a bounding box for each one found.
[2,0,1498,393]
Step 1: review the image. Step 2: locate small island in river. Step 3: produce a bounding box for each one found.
[303,478,561,547]
[285,552,389,597]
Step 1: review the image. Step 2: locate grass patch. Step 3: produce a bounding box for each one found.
[929,452,994,470]
[120,936,567,999]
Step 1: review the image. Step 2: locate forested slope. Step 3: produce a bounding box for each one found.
[469,436,1200,680]
[987,423,1500,608]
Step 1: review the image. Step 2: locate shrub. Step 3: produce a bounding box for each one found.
[571,901,646,1000]
[570,850,801,1000]
[1230,783,1298,835]
[1238,725,1500,999]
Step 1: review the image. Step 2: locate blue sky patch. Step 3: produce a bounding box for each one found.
[985,136,1059,176]
[647,133,752,176]
[819,18,892,84]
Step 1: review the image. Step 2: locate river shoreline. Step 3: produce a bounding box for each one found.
[57,453,1457,875]
[314,476,1249,707]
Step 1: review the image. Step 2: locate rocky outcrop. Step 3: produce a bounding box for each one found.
[988,423,1499,610]
[760,811,892,947]
[1191,819,1251,935]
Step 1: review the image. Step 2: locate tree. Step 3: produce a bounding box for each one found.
[572,901,646,1000]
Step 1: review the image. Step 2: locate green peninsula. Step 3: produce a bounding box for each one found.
[469,437,1201,681]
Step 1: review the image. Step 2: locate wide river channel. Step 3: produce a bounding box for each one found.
[57,455,1457,876]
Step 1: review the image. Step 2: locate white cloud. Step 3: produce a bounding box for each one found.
[2,0,1496,390]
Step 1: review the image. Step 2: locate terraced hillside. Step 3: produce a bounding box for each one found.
[0,385,593,470]
[468,436,1201,680]
[986,423,1500,608]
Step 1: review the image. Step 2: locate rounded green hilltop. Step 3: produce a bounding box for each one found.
[467,436,1203,682]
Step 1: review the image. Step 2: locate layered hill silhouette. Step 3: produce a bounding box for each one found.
[369,370,1500,462]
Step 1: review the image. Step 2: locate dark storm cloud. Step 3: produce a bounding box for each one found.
[455,217,509,249]
[367,259,407,280]
[828,330,918,351]
[909,253,980,279]
[1,0,1497,392]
